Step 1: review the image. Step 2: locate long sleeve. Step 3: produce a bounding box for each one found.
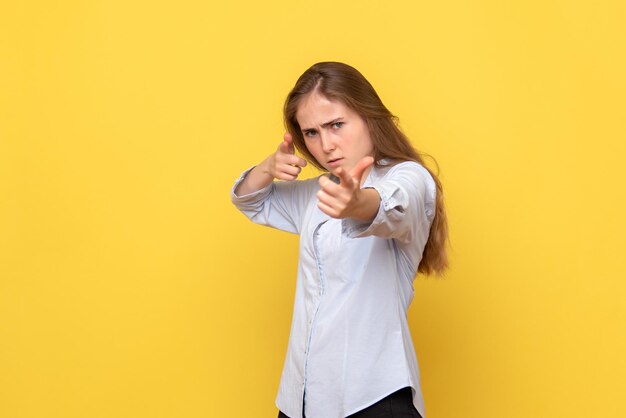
[341,161,436,244]
[230,167,320,234]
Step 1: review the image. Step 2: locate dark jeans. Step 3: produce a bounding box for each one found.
[278,387,423,418]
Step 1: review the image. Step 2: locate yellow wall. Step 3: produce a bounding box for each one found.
[1,1,624,417]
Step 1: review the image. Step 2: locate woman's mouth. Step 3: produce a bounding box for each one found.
[328,158,343,167]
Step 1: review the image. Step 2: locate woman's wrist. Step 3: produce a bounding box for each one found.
[235,158,275,196]
[350,188,380,222]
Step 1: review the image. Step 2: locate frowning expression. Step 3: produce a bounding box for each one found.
[296,91,374,174]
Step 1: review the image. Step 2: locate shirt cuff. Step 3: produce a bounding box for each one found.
[342,183,407,238]
[230,166,273,202]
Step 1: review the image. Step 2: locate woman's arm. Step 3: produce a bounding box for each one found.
[341,161,437,244]
[231,133,314,234]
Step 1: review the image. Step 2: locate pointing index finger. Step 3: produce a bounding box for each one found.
[279,132,295,154]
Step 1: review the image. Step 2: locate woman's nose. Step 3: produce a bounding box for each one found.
[320,133,335,153]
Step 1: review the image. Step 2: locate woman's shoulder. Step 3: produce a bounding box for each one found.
[376,159,435,185]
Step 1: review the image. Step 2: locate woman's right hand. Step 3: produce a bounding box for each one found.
[234,133,308,196]
[264,133,308,181]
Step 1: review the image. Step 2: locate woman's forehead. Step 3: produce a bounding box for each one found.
[296,92,353,127]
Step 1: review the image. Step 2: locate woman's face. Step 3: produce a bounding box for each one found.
[296,91,374,174]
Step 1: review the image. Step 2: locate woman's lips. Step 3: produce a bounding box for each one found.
[328,158,343,167]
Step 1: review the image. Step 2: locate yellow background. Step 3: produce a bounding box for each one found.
[1,1,624,417]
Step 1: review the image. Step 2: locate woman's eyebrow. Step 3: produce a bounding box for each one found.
[301,117,344,131]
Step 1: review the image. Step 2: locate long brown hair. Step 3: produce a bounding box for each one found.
[283,61,449,276]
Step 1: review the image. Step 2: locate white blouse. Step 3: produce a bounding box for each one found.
[231,160,436,418]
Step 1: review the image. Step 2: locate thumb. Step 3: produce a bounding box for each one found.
[278,132,295,154]
[350,156,374,183]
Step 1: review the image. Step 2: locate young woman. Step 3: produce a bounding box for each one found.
[231,62,448,418]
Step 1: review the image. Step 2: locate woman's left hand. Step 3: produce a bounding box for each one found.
[317,156,380,221]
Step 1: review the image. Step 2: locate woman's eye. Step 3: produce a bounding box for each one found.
[332,122,344,129]
[304,131,317,137]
